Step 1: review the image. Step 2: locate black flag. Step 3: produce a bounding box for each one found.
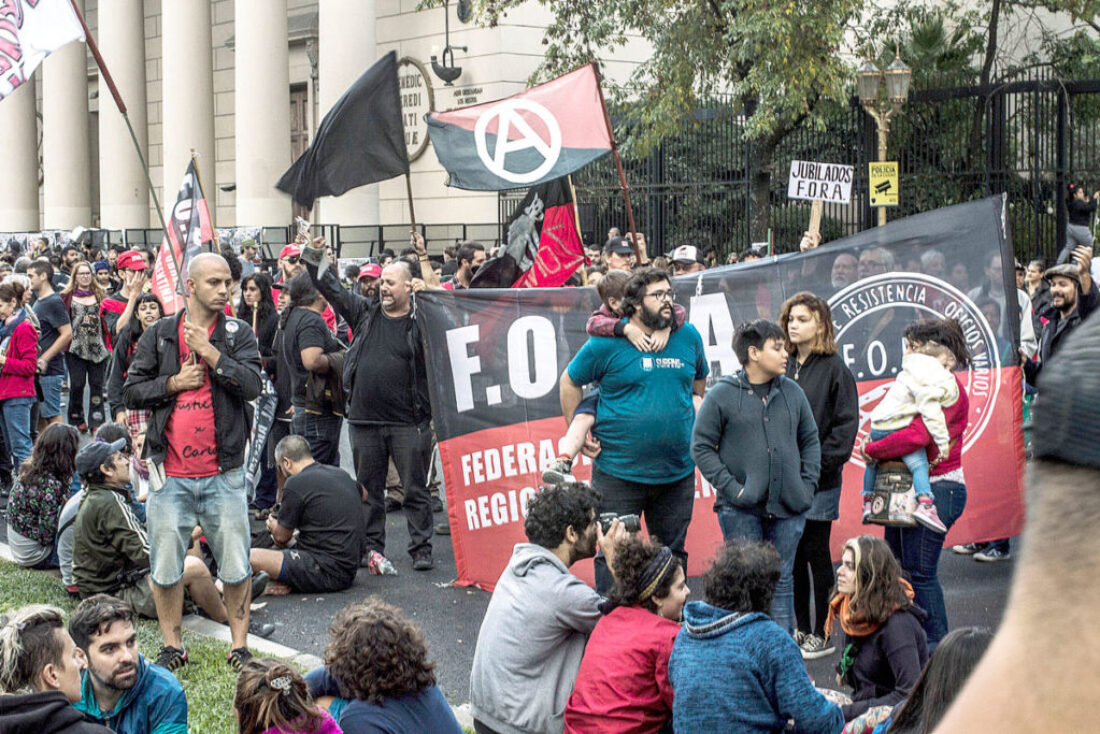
[277,51,408,210]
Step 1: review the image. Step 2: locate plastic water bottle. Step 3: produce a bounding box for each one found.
[366,550,398,576]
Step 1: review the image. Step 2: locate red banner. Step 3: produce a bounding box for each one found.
[420,198,1027,590]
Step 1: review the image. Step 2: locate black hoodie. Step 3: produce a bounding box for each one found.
[0,690,113,734]
[789,352,860,492]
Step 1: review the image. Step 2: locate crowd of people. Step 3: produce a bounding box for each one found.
[0,214,1094,733]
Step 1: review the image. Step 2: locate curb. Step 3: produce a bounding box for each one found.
[0,540,473,726]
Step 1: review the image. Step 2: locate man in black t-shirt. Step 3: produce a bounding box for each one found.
[29,260,72,430]
[300,237,436,572]
[280,275,343,466]
[249,435,363,593]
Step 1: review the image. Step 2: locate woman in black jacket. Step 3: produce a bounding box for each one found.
[780,292,859,661]
[239,272,280,511]
[237,273,278,363]
[826,535,929,724]
[106,292,163,424]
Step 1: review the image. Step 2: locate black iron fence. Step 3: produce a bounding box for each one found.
[564,70,1100,265]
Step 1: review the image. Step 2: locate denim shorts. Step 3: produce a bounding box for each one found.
[147,468,252,586]
[38,374,64,419]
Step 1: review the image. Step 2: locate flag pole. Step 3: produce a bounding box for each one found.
[68,0,167,236]
[405,172,417,232]
[591,62,645,265]
[66,0,189,318]
[567,175,588,286]
[190,149,219,250]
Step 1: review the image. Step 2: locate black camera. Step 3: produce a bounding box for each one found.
[599,512,641,533]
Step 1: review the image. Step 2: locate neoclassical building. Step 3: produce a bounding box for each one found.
[0,0,646,253]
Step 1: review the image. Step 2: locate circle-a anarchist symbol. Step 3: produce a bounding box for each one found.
[474,99,562,184]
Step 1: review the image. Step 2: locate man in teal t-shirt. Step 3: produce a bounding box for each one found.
[562,269,708,592]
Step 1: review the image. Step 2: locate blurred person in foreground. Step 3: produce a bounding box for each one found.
[933,308,1100,732]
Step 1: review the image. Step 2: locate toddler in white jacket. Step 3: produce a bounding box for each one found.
[862,342,960,533]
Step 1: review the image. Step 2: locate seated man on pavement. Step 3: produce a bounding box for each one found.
[250,435,364,594]
[469,482,628,734]
[69,595,187,734]
[0,604,111,734]
[70,439,272,661]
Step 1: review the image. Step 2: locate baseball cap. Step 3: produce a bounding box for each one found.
[671,245,706,264]
[75,438,127,476]
[1033,310,1100,468]
[1044,263,1082,286]
[280,244,301,260]
[116,250,147,271]
[240,238,258,250]
[604,236,634,256]
[358,263,383,280]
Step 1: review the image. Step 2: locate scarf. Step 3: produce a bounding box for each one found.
[824,576,915,640]
[73,288,97,298]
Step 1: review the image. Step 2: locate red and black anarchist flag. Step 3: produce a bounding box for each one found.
[426,64,613,191]
[151,160,215,315]
[470,177,586,289]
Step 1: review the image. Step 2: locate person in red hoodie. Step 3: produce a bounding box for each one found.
[861,317,972,648]
[564,537,690,733]
[0,281,40,471]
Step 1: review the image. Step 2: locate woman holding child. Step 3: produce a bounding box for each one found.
[861,317,971,646]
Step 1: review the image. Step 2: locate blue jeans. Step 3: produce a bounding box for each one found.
[0,397,35,469]
[884,479,966,646]
[292,405,343,467]
[38,374,64,419]
[862,428,931,499]
[717,507,806,634]
[147,467,252,586]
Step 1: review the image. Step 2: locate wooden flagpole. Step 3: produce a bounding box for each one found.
[405,172,417,232]
[68,0,167,236]
[567,175,588,285]
[591,62,646,265]
[67,0,190,318]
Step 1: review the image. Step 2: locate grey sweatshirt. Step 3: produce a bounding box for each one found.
[469,543,602,734]
[692,371,821,518]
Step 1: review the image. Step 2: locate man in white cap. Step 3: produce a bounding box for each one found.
[670,245,708,277]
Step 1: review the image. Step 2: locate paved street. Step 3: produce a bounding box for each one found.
[250,426,1016,703]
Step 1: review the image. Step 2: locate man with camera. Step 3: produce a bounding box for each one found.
[469,483,629,734]
[560,268,708,593]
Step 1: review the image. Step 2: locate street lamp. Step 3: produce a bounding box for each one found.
[858,49,912,225]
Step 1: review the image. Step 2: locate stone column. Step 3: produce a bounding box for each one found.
[318,0,378,226]
[161,0,216,205]
[234,0,291,225]
[0,80,40,230]
[41,0,91,228]
[98,0,150,229]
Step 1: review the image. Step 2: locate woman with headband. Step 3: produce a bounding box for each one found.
[564,538,690,733]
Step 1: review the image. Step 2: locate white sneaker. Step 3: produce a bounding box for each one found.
[974,547,1011,562]
[541,458,574,486]
[799,634,836,660]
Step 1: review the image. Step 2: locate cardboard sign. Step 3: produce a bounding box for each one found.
[869,161,899,207]
[788,160,854,203]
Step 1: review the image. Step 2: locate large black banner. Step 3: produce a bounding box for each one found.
[418,197,1026,589]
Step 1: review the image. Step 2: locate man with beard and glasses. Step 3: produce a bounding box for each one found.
[469,483,629,734]
[561,268,708,594]
[1024,247,1098,386]
[69,595,187,734]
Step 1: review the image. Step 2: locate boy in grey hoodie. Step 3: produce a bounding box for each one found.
[469,483,627,734]
[691,320,820,635]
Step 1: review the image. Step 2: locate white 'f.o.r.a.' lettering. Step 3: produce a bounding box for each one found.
[446,316,559,412]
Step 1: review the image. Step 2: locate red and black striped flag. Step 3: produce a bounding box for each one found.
[426,64,613,191]
[470,177,586,288]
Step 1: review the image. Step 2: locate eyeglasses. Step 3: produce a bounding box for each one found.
[285,256,300,265]
[645,290,675,302]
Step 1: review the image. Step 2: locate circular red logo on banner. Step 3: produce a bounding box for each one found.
[828,272,1002,467]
